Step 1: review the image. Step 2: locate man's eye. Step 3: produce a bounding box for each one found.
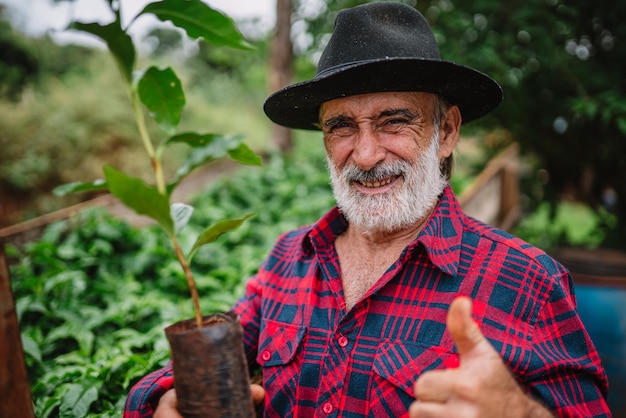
[334,121,351,129]
[379,118,408,132]
[326,121,354,135]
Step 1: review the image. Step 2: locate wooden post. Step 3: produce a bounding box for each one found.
[0,244,35,417]
[499,147,521,232]
[269,0,294,152]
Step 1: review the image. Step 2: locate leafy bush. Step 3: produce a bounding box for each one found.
[0,51,144,222]
[513,200,617,251]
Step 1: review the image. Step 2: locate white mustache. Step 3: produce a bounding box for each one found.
[342,161,409,184]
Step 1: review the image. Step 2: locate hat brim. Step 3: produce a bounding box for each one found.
[263,58,503,130]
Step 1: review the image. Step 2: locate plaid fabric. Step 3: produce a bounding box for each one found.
[124,186,610,417]
[124,366,173,417]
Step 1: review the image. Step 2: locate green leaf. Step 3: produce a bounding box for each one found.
[104,165,174,235]
[59,383,98,418]
[188,213,255,260]
[39,396,62,418]
[165,132,221,148]
[137,66,185,134]
[21,334,42,363]
[52,179,108,196]
[171,202,194,233]
[47,322,95,357]
[227,143,263,166]
[166,134,241,191]
[138,0,253,50]
[69,20,135,83]
[162,133,262,170]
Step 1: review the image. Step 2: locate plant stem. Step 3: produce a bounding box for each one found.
[126,84,201,326]
[129,88,167,195]
[172,236,203,328]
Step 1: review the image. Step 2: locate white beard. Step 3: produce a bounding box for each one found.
[327,132,447,235]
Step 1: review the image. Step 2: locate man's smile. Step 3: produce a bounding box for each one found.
[353,175,403,193]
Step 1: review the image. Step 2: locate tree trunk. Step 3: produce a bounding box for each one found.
[0,244,35,418]
[269,0,294,152]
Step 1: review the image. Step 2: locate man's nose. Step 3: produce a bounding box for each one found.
[352,127,386,171]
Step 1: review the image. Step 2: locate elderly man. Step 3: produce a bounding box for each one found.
[125,2,610,417]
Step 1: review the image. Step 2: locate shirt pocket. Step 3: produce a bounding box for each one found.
[372,340,459,399]
[256,318,306,367]
[256,319,307,417]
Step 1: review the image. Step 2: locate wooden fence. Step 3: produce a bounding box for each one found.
[458,143,521,231]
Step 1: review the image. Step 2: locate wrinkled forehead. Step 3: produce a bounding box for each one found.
[319,91,437,121]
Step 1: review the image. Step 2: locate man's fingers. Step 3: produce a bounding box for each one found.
[154,389,183,418]
[155,386,263,417]
[447,296,485,357]
[409,398,447,418]
[250,383,265,405]
[413,369,454,402]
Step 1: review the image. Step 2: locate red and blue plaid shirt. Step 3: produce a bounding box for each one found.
[124,186,610,417]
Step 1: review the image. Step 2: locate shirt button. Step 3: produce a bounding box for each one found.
[261,350,271,361]
[338,336,348,347]
[322,402,334,414]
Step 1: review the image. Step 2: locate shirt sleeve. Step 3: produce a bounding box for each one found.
[123,363,174,418]
[527,273,611,417]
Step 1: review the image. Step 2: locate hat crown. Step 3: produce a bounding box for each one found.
[317,2,440,77]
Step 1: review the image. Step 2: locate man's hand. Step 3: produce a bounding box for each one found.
[154,384,266,417]
[154,389,181,418]
[409,297,552,418]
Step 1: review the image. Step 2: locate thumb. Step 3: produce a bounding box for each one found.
[447,296,485,356]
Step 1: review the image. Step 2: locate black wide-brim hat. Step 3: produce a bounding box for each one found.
[264,2,503,131]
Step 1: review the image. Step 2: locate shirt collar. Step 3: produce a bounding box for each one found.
[304,206,348,255]
[304,185,463,276]
[413,185,463,276]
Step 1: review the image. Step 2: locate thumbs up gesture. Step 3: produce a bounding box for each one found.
[409,297,552,418]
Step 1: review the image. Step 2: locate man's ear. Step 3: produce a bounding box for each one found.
[438,105,461,159]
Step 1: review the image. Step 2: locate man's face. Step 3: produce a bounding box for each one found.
[320,91,453,235]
